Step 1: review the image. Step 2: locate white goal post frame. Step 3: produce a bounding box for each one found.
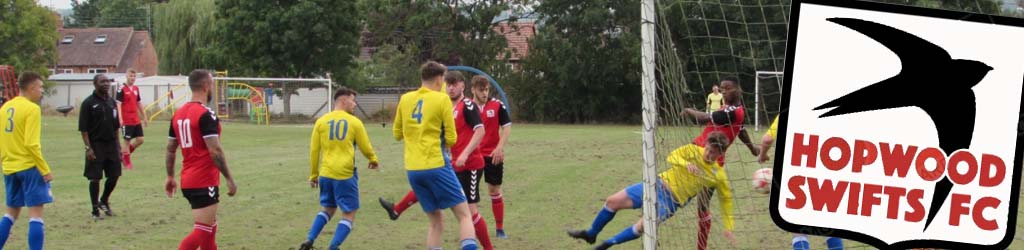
[754,71,784,132]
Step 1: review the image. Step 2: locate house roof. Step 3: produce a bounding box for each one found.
[494,21,535,61]
[57,28,134,67]
[116,30,151,72]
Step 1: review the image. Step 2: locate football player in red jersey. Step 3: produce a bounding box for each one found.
[680,77,759,250]
[469,76,512,239]
[165,69,238,250]
[116,68,148,170]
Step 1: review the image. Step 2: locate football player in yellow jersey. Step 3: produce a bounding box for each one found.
[756,114,844,250]
[569,132,737,250]
[393,61,479,250]
[0,72,52,250]
[299,87,379,250]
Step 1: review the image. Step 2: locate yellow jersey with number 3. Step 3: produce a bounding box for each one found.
[393,87,457,171]
[0,96,51,175]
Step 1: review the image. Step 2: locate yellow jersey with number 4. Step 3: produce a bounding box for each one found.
[393,87,457,171]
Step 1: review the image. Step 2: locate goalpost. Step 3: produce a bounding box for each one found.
[754,71,784,132]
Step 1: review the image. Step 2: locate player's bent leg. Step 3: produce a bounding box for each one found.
[327,211,355,250]
[570,184,638,245]
[131,137,144,151]
[301,207,336,250]
[426,210,445,249]
[792,233,810,250]
[179,204,218,250]
[451,202,479,250]
[825,236,844,250]
[26,206,44,250]
[696,188,714,250]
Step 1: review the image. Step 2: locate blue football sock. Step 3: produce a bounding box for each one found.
[587,205,617,238]
[0,214,13,247]
[793,235,809,250]
[604,225,640,245]
[328,218,352,250]
[306,211,332,242]
[826,237,844,250]
[28,218,43,250]
[460,238,478,250]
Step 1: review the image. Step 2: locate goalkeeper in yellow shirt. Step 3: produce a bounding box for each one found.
[568,131,736,249]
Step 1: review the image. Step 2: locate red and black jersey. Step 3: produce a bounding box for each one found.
[452,98,484,172]
[693,104,746,166]
[478,98,511,156]
[169,102,222,189]
[116,85,142,126]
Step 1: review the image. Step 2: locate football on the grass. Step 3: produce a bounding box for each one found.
[752,168,773,194]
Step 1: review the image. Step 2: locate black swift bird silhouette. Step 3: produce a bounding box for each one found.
[813,17,993,232]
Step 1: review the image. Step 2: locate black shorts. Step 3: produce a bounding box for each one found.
[456,169,483,204]
[123,124,144,140]
[84,157,121,180]
[483,157,503,185]
[182,186,220,209]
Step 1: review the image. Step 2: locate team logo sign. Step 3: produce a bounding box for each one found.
[770,0,1024,249]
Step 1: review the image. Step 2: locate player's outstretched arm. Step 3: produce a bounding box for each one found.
[682,108,711,124]
[352,120,379,169]
[392,100,404,141]
[205,136,236,197]
[309,122,322,186]
[758,134,775,164]
[715,166,737,244]
[737,129,758,156]
[25,108,51,178]
[165,137,179,197]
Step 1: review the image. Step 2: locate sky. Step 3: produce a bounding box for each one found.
[36,0,72,10]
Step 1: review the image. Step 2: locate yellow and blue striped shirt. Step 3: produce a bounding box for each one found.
[393,87,457,171]
[0,97,51,175]
[310,110,378,180]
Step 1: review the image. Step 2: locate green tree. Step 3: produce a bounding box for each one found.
[359,0,523,74]
[511,0,641,123]
[0,0,60,78]
[96,0,150,30]
[152,0,223,75]
[218,0,361,116]
[68,0,102,28]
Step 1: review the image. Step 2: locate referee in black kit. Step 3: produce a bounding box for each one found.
[79,74,126,220]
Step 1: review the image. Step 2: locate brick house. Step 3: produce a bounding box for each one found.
[53,27,159,76]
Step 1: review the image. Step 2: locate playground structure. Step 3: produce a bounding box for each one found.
[0,66,18,106]
[224,82,270,124]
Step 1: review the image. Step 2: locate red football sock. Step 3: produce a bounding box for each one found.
[491,194,504,230]
[697,212,712,250]
[394,190,418,215]
[473,213,493,250]
[179,222,213,250]
[203,223,217,250]
[129,144,136,153]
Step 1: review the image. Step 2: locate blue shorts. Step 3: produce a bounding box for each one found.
[625,180,682,222]
[407,166,466,212]
[319,174,359,213]
[4,168,53,208]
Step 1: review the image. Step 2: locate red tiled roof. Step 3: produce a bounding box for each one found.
[57,28,134,67]
[116,31,150,72]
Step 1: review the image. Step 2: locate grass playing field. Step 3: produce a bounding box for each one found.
[0,116,1020,249]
